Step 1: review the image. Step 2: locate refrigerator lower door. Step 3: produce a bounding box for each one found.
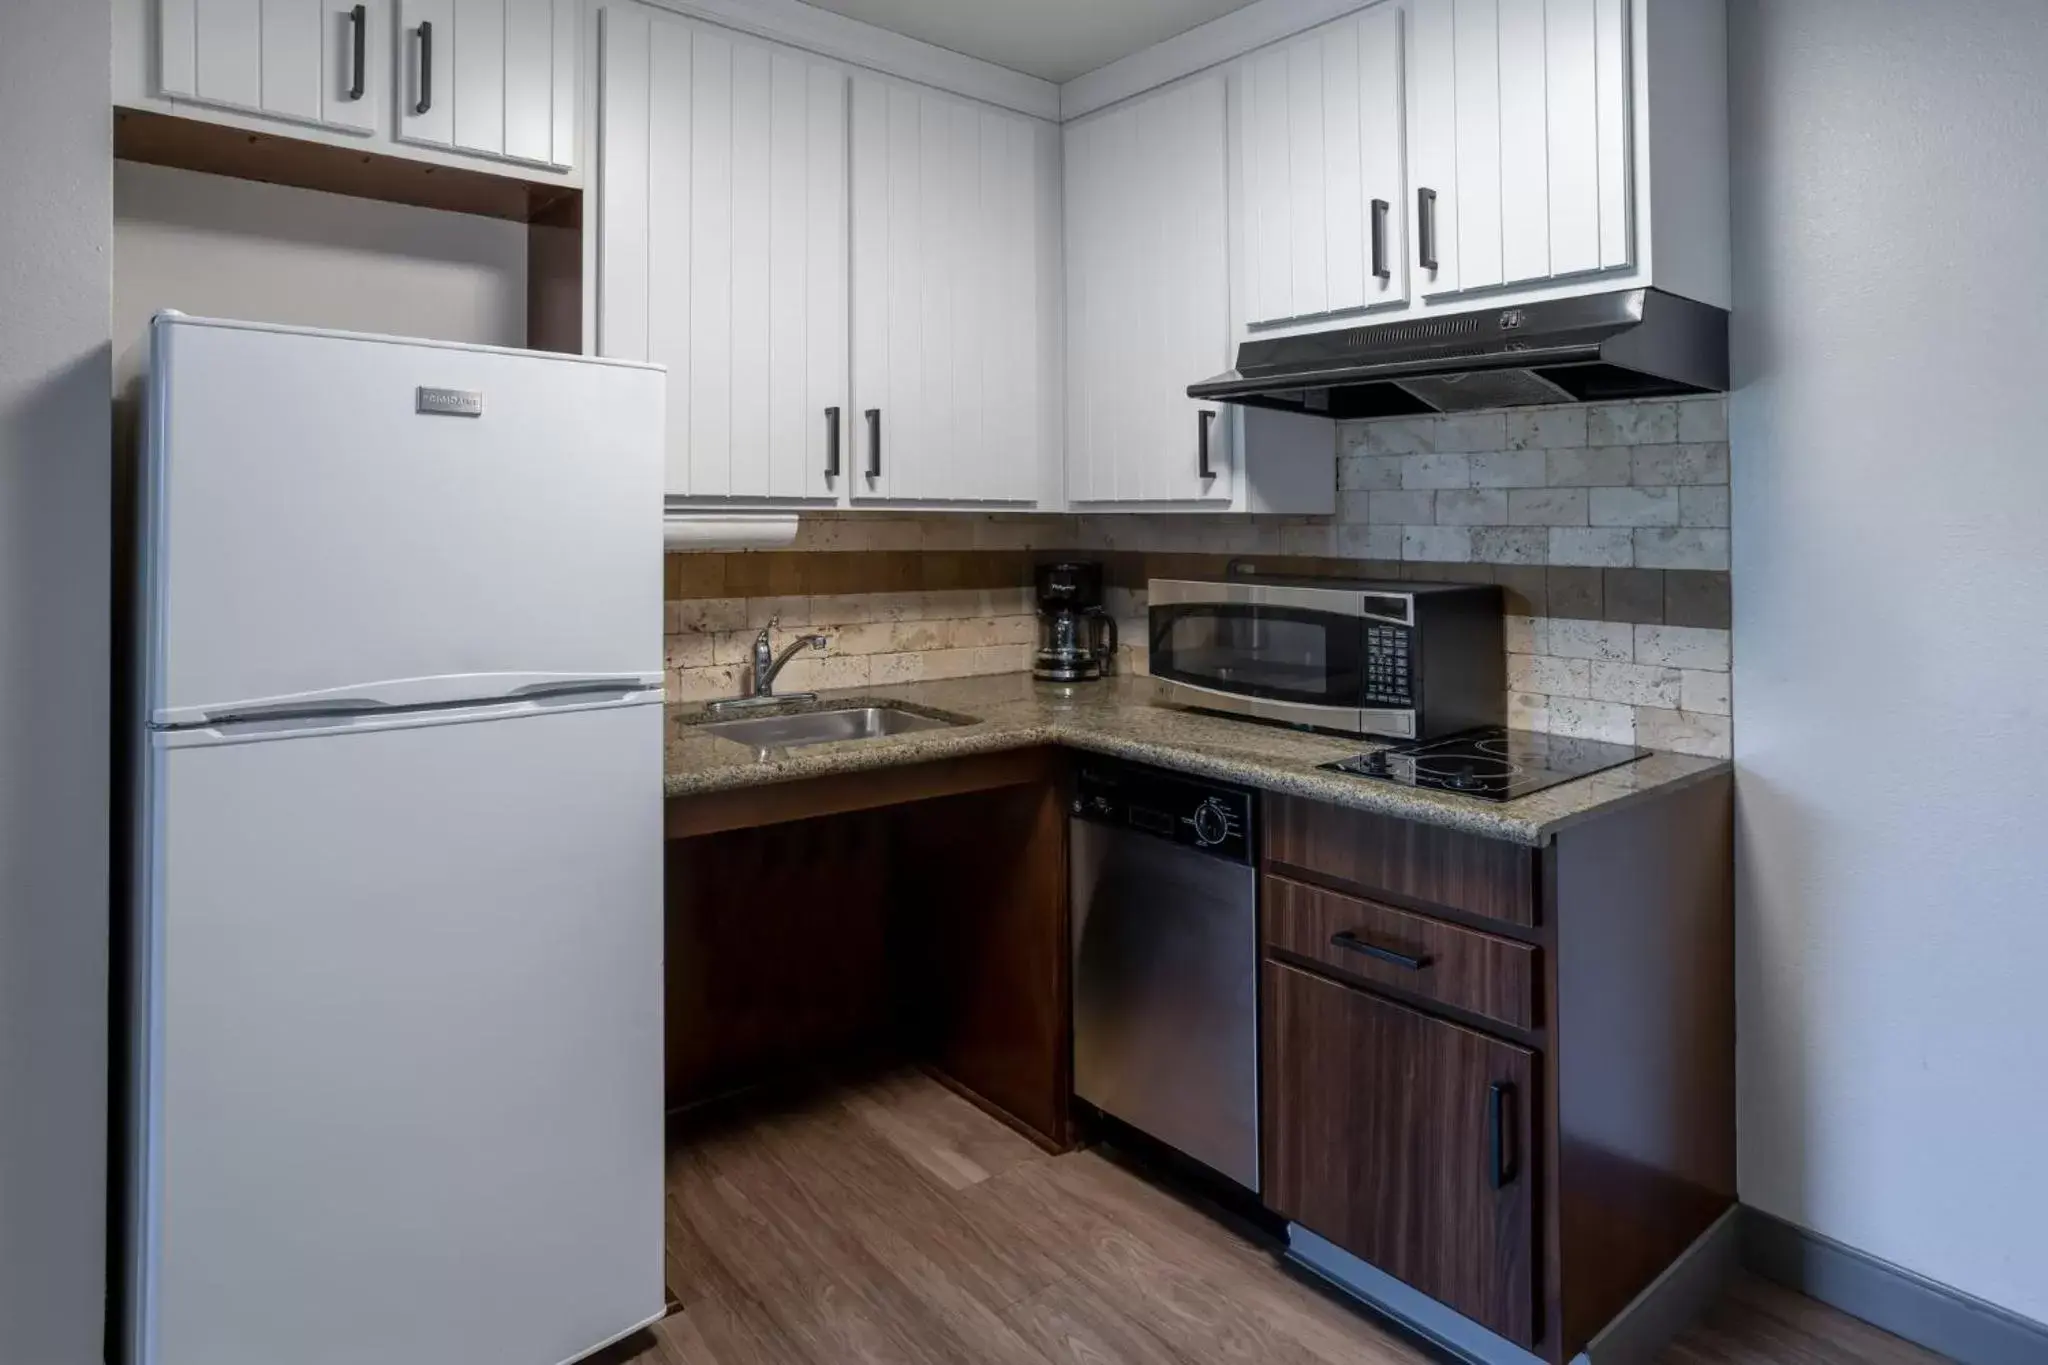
[132,701,664,1365]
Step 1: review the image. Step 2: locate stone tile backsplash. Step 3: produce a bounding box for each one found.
[662,396,1733,759]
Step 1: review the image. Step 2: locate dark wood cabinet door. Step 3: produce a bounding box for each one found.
[1263,960,1538,1345]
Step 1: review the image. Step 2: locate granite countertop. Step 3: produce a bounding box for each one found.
[664,673,1729,846]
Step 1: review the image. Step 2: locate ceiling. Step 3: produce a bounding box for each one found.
[797,0,1267,84]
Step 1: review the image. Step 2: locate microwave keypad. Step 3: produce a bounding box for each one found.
[1364,625,1412,705]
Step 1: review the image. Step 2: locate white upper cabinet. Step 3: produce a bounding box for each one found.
[394,0,578,170]
[155,0,379,134]
[597,5,847,502]
[1411,0,1634,297]
[1241,4,1409,327]
[849,76,1058,505]
[1064,74,1233,507]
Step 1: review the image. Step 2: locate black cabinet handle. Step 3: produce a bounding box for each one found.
[824,406,841,477]
[1329,931,1432,971]
[346,4,367,101]
[1418,187,1439,272]
[1197,409,1216,480]
[864,408,881,478]
[1370,197,1390,281]
[415,21,434,116]
[1489,1082,1518,1189]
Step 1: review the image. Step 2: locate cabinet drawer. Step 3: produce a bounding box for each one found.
[1263,876,1535,1031]
[1263,960,1537,1345]
[1265,795,1537,927]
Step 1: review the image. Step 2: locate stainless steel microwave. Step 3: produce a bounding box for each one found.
[1147,577,1504,740]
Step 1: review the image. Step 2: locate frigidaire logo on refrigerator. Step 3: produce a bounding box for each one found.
[415,386,484,417]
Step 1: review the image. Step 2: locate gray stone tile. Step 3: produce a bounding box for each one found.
[1507,406,1589,450]
[1549,527,1634,567]
[1547,618,1635,662]
[1631,442,1730,486]
[1681,669,1731,716]
[1404,451,1473,489]
[1471,449,1548,488]
[1494,566,1547,616]
[1472,527,1547,565]
[1363,417,1436,454]
[1367,489,1436,524]
[1590,660,1683,709]
[1545,567,1605,620]
[1676,396,1729,443]
[1591,486,1681,527]
[1510,487,1590,525]
[1338,454,1406,490]
[1403,525,1474,562]
[1434,412,1509,453]
[1545,446,1634,487]
[1603,568,1665,624]
[1588,401,1679,445]
[1664,570,1732,629]
[1335,523,1405,559]
[1634,706,1732,759]
[1436,489,1510,525]
[1679,485,1730,528]
[1634,528,1730,571]
[1635,624,1731,670]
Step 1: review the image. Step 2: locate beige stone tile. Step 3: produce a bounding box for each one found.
[1403,526,1473,563]
[666,633,716,670]
[949,616,1034,648]
[1470,449,1548,487]
[1631,443,1729,486]
[711,630,753,666]
[1508,691,1550,731]
[983,585,1035,617]
[1506,406,1589,450]
[1548,527,1634,567]
[919,518,980,551]
[917,647,983,681]
[1508,654,1591,699]
[1403,452,1472,489]
[1362,417,1435,455]
[1547,697,1637,745]
[1679,486,1730,528]
[1590,487,1680,527]
[1634,528,1729,570]
[828,621,895,656]
[1588,401,1679,445]
[1435,489,1510,525]
[746,595,812,630]
[1368,490,1436,524]
[774,653,871,692]
[1504,614,1548,655]
[1681,669,1731,716]
[1546,618,1635,662]
[869,652,926,684]
[1635,707,1733,759]
[1434,412,1508,453]
[1472,527,1547,565]
[921,588,982,619]
[670,597,748,634]
[667,665,743,702]
[1589,660,1683,708]
[1509,487,1588,526]
[1676,396,1729,443]
[809,593,876,627]
[869,591,925,622]
[1545,446,1634,487]
[1635,624,1730,670]
[968,644,1034,675]
[889,619,955,653]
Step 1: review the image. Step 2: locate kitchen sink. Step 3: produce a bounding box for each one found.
[692,704,967,757]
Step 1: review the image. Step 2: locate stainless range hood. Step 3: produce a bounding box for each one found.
[1188,288,1728,416]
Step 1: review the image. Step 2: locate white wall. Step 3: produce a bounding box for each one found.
[113,162,529,393]
[1730,0,2048,1325]
[0,2,113,1362]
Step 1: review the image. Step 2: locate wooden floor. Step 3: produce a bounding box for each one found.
[605,1071,1948,1365]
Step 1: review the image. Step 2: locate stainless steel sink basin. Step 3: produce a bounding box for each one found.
[693,704,965,757]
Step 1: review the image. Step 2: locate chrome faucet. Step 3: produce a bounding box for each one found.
[708,617,829,712]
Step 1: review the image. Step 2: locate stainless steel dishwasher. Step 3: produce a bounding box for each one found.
[1070,758,1259,1191]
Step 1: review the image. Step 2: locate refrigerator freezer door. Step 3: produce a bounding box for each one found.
[143,317,664,725]
[132,702,664,1365]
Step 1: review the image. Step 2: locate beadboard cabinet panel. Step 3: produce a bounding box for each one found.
[850,76,1053,505]
[396,0,577,171]
[1240,3,1409,327]
[156,0,379,134]
[597,4,846,502]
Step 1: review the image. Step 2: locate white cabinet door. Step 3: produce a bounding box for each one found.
[1241,3,1408,327]
[849,76,1052,505]
[156,0,378,133]
[1411,0,1632,298]
[396,0,577,170]
[597,4,847,502]
[1064,73,1231,506]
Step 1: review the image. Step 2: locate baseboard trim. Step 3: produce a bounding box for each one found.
[1741,1208,2048,1365]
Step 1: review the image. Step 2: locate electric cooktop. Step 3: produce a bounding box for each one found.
[1321,727,1651,802]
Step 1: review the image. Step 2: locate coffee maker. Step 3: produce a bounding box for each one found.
[1033,562,1118,682]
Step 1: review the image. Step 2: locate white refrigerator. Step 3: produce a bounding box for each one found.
[127,315,668,1365]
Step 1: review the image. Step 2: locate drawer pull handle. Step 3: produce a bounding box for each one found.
[1490,1081,1518,1189]
[1329,931,1432,971]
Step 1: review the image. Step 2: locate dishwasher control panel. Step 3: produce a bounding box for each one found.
[1072,761,1254,865]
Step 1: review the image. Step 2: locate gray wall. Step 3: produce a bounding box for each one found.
[114,162,530,394]
[0,2,113,1362]
[1729,0,2048,1325]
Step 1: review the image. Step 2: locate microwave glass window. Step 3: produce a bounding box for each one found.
[1150,605,1371,706]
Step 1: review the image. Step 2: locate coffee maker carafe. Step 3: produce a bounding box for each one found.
[1033,562,1118,682]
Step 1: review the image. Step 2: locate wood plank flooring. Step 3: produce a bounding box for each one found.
[602,1071,1948,1365]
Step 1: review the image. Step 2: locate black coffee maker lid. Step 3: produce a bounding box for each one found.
[1036,560,1104,610]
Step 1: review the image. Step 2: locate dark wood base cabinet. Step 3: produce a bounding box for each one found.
[1261,774,1734,1364]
